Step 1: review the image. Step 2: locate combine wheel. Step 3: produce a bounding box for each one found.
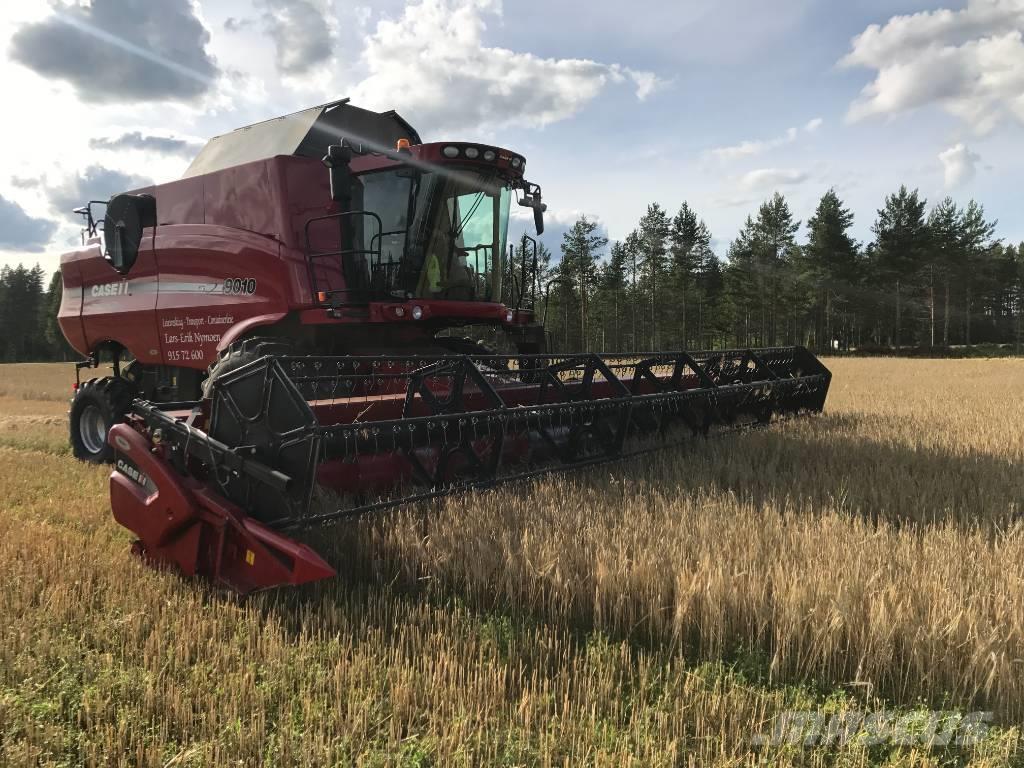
[69,377,136,463]
[202,338,296,398]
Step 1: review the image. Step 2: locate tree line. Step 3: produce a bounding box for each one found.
[0,266,71,362]
[528,187,1024,354]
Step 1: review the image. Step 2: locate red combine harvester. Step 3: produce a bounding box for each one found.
[59,99,831,593]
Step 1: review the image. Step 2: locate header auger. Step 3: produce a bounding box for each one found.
[58,99,832,592]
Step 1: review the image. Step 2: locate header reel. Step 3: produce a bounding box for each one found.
[108,346,831,593]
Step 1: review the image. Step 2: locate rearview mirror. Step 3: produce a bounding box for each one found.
[323,144,354,205]
[103,194,156,275]
[518,182,546,236]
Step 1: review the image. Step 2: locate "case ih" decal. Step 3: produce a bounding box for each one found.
[91,282,130,297]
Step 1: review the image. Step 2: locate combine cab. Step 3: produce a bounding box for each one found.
[58,99,832,592]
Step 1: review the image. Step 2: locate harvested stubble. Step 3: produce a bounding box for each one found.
[0,357,1022,766]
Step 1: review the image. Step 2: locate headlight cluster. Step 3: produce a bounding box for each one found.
[440,145,524,170]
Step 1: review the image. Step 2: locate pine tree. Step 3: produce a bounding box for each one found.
[753,193,800,345]
[724,216,759,346]
[668,202,712,348]
[928,198,961,346]
[1016,242,1024,353]
[555,217,606,351]
[958,200,997,346]
[987,243,1019,344]
[805,189,860,350]
[870,186,929,348]
[0,271,6,361]
[595,241,628,350]
[637,204,670,351]
[622,230,642,350]
[0,265,46,361]
[697,252,727,348]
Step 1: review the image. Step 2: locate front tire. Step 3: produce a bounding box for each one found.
[69,377,135,463]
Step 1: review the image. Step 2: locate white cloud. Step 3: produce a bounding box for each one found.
[939,143,982,188]
[89,131,204,159]
[48,166,153,223]
[840,0,1024,133]
[712,167,811,208]
[709,119,821,161]
[629,70,663,101]
[349,0,664,133]
[511,206,599,227]
[509,206,606,253]
[9,0,220,103]
[0,194,57,252]
[738,168,808,191]
[256,0,334,76]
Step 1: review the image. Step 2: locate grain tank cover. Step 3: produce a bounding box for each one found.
[182,99,421,178]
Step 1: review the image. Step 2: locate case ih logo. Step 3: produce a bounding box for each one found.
[91,282,130,297]
[115,458,150,489]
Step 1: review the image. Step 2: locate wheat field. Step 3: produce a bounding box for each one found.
[0,358,1022,766]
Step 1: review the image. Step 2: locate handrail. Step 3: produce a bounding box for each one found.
[303,209,384,307]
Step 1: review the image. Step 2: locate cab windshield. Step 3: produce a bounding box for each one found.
[355,167,511,302]
[413,172,510,301]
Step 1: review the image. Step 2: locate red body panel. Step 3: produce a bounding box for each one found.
[108,423,335,593]
[59,157,313,367]
[57,253,87,354]
[58,147,526,368]
[79,237,163,364]
[152,225,293,365]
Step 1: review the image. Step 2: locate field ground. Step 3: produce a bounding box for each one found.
[1,358,1023,766]
[0,363,112,455]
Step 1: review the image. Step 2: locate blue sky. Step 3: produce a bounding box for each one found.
[1,0,1021,272]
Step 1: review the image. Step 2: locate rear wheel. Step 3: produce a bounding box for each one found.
[69,377,135,463]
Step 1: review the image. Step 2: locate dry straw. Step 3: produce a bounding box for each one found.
[1,358,1022,765]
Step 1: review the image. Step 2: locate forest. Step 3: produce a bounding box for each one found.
[0,266,69,362]
[514,186,1024,355]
